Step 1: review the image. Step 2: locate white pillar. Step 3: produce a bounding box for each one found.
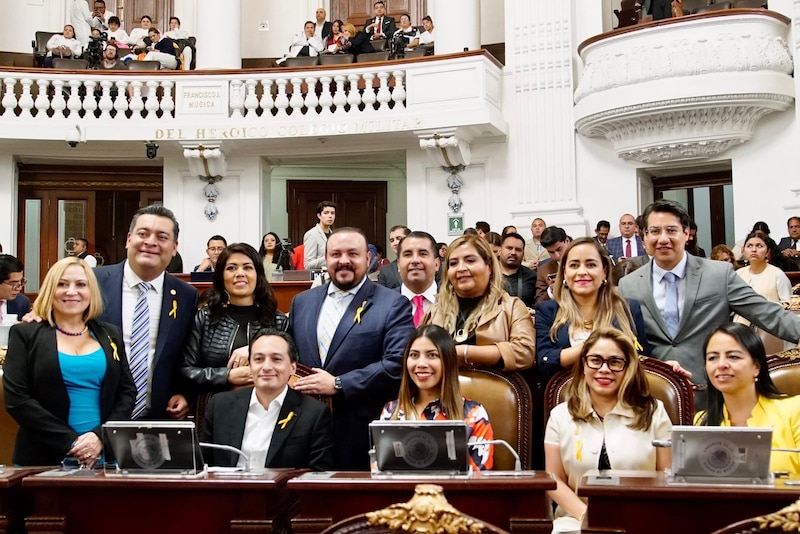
[195,0,241,69]
[434,0,480,55]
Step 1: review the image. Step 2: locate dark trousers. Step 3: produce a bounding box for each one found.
[651,0,673,20]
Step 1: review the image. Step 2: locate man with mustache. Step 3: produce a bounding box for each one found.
[289,227,414,470]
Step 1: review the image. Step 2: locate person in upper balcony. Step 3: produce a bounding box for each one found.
[364,1,396,41]
[98,42,127,70]
[325,19,346,54]
[142,27,179,69]
[90,0,115,32]
[635,0,673,20]
[419,16,434,47]
[70,0,93,48]
[105,17,129,51]
[276,21,325,66]
[164,16,189,40]
[340,23,376,58]
[44,25,83,67]
[314,7,333,43]
[127,15,153,50]
[392,14,420,50]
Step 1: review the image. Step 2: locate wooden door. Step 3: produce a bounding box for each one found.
[333,0,428,30]
[287,181,387,252]
[117,0,175,33]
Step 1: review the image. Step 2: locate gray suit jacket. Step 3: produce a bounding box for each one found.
[619,254,800,385]
[303,225,328,270]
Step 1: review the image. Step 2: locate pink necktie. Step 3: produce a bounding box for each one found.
[625,239,632,258]
[412,295,425,327]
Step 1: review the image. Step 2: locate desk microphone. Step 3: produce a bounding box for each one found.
[199,442,250,472]
[470,439,521,471]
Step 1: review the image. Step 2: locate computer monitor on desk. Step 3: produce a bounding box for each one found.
[369,420,470,478]
[103,421,206,478]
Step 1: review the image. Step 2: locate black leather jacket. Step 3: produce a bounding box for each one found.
[181,307,289,391]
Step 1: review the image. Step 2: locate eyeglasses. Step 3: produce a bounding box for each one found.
[646,226,683,237]
[207,247,225,253]
[2,279,26,290]
[583,355,627,372]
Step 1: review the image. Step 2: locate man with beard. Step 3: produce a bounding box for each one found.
[499,233,537,308]
[289,227,413,470]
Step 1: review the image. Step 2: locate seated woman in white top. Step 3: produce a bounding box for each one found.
[735,231,792,321]
[544,327,672,532]
[126,15,153,49]
[105,16,130,50]
[45,25,83,67]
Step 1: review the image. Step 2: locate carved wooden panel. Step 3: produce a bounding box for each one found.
[117,0,175,34]
[332,0,427,29]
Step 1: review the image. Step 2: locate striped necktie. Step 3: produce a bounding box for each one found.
[318,289,349,365]
[130,281,153,419]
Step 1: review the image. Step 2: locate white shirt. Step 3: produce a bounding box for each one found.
[46,34,83,57]
[107,28,130,45]
[81,254,97,268]
[545,400,671,519]
[91,9,116,31]
[164,28,190,40]
[122,260,165,412]
[621,236,643,258]
[651,252,689,327]
[127,27,150,47]
[400,282,437,316]
[239,386,288,469]
[419,30,434,45]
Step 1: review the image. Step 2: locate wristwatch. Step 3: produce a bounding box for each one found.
[333,376,342,391]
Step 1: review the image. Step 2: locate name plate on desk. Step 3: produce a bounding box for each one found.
[585,474,620,486]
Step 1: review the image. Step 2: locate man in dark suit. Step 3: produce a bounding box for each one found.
[619,199,800,407]
[314,7,332,43]
[499,233,537,308]
[202,329,334,471]
[377,225,410,289]
[364,0,396,41]
[606,213,645,263]
[0,254,31,317]
[534,227,571,305]
[94,205,198,420]
[290,227,414,470]
[778,216,800,269]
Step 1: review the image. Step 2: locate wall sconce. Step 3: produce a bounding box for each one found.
[183,145,227,221]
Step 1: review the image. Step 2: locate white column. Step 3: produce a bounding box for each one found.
[434,0,480,55]
[505,0,584,235]
[0,155,17,253]
[195,0,241,69]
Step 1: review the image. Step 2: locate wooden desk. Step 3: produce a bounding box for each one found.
[288,471,556,534]
[579,471,800,534]
[0,468,44,534]
[23,468,302,534]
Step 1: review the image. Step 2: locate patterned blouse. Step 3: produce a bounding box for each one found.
[380,397,494,470]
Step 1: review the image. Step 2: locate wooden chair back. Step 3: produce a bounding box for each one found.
[458,368,533,470]
[544,357,695,426]
[711,497,800,533]
[768,350,800,396]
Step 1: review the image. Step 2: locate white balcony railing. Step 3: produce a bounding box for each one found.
[0,51,507,144]
[574,9,794,164]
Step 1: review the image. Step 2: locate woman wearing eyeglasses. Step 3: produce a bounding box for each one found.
[181,243,288,395]
[3,257,136,467]
[535,237,652,385]
[544,328,671,530]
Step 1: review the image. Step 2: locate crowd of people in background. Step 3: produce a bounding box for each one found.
[3,198,800,532]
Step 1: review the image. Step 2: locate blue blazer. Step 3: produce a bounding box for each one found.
[606,236,645,261]
[94,261,198,419]
[535,298,652,384]
[288,279,413,470]
[7,293,31,316]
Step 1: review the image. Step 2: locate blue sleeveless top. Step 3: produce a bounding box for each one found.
[58,347,107,434]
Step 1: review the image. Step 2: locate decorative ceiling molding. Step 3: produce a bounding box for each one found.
[574,11,795,164]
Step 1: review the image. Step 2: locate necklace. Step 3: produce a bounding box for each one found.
[454,310,474,343]
[583,319,595,330]
[55,324,88,337]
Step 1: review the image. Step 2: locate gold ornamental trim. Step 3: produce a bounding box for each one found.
[774,348,800,361]
[18,181,162,188]
[755,497,800,531]
[366,484,485,534]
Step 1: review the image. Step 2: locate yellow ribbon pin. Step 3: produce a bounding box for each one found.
[108,337,119,361]
[354,300,368,324]
[576,439,583,462]
[278,411,295,429]
[169,300,178,319]
[634,336,643,352]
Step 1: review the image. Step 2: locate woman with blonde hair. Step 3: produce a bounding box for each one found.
[536,237,653,383]
[340,22,375,57]
[425,234,534,371]
[4,257,135,467]
[545,328,671,530]
[380,325,494,470]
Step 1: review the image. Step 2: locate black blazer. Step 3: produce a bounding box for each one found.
[364,15,396,39]
[94,261,198,418]
[6,293,31,316]
[377,260,402,289]
[3,320,136,466]
[343,31,375,57]
[202,387,334,471]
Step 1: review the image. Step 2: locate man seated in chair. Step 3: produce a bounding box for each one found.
[202,329,335,471]
[142,27,179,69]
[276,21,325,66]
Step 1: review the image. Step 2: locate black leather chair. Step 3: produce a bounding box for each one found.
[356,51,390,63]
[126,60,162,70]
[32,31,59,68]
[285,55,320,67]
[319,54,355,65]
[51,58,89,70]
